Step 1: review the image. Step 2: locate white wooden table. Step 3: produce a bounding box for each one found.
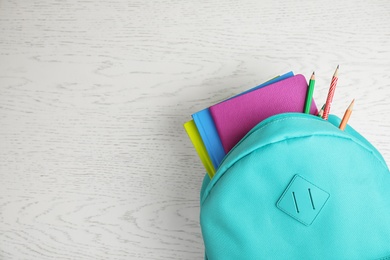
[1,0,389,259]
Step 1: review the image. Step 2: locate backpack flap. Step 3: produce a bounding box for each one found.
[200,113,390,259]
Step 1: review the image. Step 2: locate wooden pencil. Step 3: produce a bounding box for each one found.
[304,72,315,114]
[339,99,355,130]
[323,65,339,120]
[317,104,325,117]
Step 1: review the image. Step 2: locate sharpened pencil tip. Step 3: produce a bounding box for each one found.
[348,99,355,110]
[333,65,339,77]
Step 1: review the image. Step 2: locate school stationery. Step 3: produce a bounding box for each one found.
[317,104,325,117]
[304,72,315,114]
[339,99,355,130]
[209,74,318,153]
[183,120,215,178]
[323,65,339,120]
[192,109,225,171]
[192,71,294,169]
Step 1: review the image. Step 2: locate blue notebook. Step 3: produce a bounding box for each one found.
[192,71,295,169]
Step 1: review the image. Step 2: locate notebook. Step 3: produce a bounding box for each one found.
[183,120,216,178]
[209,74,318,153]
[192,108,225,170]
[192,71,295,169]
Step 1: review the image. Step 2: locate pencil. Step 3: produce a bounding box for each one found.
[304,72,315,114]
[339,99,355,130]
[317,104,325,117]
[322,65,339,120]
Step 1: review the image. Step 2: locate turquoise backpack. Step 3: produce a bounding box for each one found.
[200,113,390,259]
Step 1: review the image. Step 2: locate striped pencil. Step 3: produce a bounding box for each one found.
[322,65,339,120]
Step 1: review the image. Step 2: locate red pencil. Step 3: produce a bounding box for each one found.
[322,65,339,120]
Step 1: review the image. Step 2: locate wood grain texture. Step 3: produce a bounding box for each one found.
[0,0,389,259]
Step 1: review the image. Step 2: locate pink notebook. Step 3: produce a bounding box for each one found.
[209,74,318,153]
